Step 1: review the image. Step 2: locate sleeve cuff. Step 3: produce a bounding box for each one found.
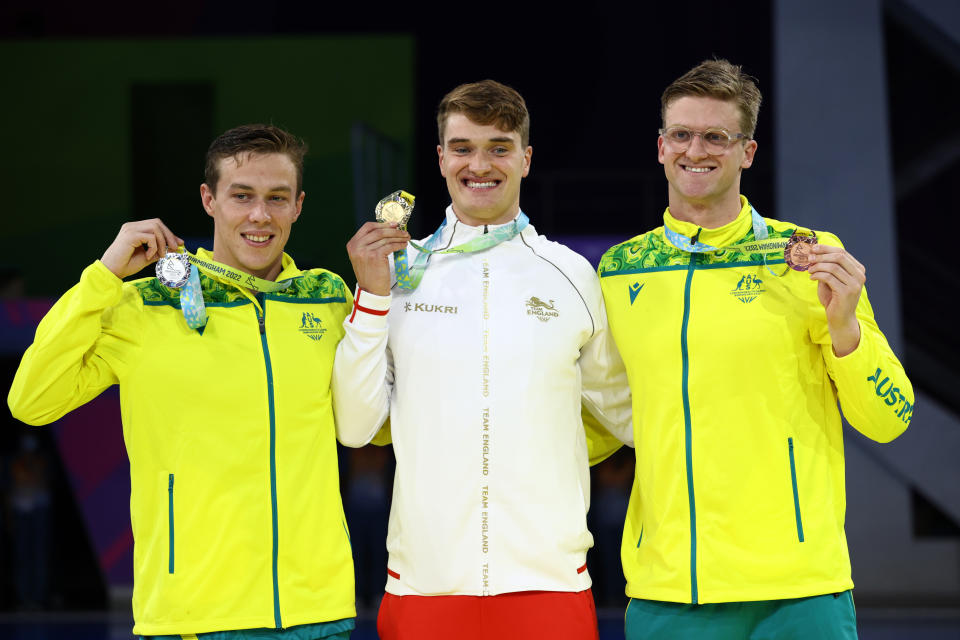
[348,286,391,324]
[85,260,124,303]
[824,320,864,362]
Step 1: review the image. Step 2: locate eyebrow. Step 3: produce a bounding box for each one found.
[446,137,516,145]
[229,183,293,193]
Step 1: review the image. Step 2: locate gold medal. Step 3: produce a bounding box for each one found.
[375,190,415,230]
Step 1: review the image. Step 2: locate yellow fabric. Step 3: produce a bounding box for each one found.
[9,254,356,635]
[598,200,912,604]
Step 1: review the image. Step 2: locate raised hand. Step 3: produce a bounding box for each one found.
[346,222,411,296]
[101,219,184,280]
[808,244,866,357]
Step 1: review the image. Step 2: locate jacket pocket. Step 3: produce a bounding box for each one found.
[167,473,175,573]
[787,438,805,542]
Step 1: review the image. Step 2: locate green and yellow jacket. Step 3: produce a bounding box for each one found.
[8,250,356,636]
[598,198,912,604]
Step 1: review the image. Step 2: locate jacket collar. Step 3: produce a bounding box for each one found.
[663,195,754,248]
[194,247,301,286]
[437,205,534,246]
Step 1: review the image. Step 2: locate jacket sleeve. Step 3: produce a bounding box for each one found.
[810,235,913,443]
[332,287,392,447]
[579,275,634,460]
[8,261,137,426]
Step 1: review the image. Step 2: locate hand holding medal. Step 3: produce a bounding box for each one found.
[101,218,184,280]
[344,191,413,295]
[806,241,866,357]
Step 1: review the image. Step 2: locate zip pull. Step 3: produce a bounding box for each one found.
[483,224,489,234]
[256,292,266,334]
[690,228,702,245]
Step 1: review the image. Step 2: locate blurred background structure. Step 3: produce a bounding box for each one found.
[1,0,958,638]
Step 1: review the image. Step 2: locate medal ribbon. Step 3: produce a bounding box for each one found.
[168,250,297,330]
[182,251,294,292]
[664,207,792,276]
[394,213,530,290]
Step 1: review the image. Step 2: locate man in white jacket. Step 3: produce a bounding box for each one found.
[332,80,631,640]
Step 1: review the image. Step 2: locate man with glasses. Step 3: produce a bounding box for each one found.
[598,59,912,639]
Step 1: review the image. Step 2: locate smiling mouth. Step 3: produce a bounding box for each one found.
[682,166,715,173]
[463,179,500,189]
[242,233,273,245]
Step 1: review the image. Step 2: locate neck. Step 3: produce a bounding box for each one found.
[451,203,519,227]
[667,191,743,229]
[211,251,283,285]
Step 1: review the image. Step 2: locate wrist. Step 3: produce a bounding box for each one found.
[349,286,391,325]
[829,317,861,357]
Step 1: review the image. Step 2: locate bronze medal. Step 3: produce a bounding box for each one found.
[784,231,818,271]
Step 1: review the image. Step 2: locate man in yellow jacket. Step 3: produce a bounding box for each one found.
[598,60,913,639]
[8,125,357,639]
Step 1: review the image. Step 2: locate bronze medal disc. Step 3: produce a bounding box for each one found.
[784,232,818,271]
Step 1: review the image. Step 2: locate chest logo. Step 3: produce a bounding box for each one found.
[403,302,459,314]
[731,274,765,304]
[629,282,644,305]
[526,296,559,322]
[298,311,328,341]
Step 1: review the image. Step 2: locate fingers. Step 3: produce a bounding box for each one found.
[102,218,183,279]
[347,222,411,259]
[141,219,184,260]
[808,246,865,289]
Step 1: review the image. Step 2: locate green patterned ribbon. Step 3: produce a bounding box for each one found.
[394,213,530,290]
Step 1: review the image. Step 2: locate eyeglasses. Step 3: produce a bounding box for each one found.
[659,126,750,154]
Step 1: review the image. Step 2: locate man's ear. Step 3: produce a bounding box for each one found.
[200,183,216,218]
[293,191,305,222]
[741,139,758,169]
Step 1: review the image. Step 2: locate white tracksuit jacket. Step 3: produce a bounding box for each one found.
[333,207,631,597]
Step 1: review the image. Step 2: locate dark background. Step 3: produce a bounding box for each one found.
[1,0,958,630]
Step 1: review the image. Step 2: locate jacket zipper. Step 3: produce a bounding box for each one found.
[680,254,699,604]
[256,297,283,629]
[168,473,174,574]
[788,438,805,542]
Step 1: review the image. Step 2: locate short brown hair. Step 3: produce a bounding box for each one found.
[437,80,531,147]
[661,59,762,139]
[204,124,309,195]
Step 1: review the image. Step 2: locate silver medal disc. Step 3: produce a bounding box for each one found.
[156,252,191,288]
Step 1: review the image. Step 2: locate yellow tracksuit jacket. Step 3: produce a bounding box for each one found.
[8,251,356,635]
[598,199,912,604]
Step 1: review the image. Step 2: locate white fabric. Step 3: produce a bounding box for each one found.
[333,206,631,596]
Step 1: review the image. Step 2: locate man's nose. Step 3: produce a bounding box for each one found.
[469,152,491,173]
[249,200,272,222]
[685,133,709,160]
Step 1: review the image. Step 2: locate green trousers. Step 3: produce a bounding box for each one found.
[625,591,857,640]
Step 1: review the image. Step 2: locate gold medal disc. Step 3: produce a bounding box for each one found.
[375,190,415,230]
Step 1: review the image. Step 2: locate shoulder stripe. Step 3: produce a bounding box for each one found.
[520,232,595,338]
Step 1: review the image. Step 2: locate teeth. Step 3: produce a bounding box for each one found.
[244,234,270,242]
[466,181,497,188]
[685,167,712,173]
